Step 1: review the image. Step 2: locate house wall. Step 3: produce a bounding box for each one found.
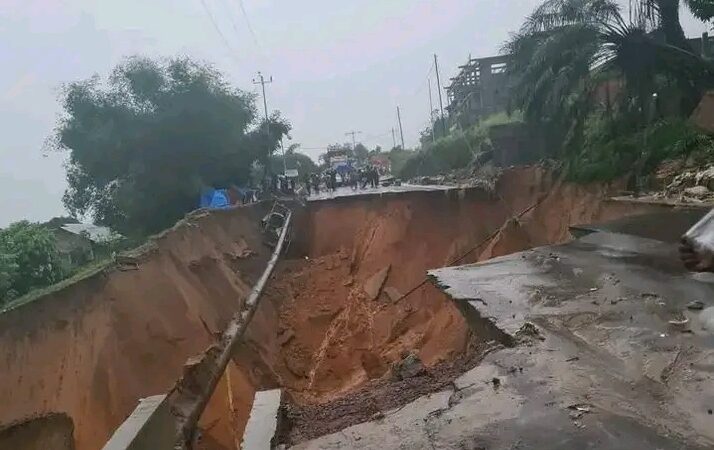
[52,229,94,269]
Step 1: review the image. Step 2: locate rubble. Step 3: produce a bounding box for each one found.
[392,352,425,380]
[652,163,714,203]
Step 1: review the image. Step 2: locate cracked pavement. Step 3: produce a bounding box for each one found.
[292,217,714,449]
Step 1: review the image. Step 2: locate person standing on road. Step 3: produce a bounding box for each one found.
[311,173,320,195]
[329,169,337,192]
[303,172,312,196]
[360,167,369,189]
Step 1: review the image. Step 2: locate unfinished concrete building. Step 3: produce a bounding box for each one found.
[445,54,511,130]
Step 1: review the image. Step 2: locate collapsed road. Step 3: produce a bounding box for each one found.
[0,166,711,449]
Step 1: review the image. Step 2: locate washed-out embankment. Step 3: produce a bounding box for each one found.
[0,166,664,449]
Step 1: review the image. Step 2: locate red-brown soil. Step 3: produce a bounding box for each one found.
[0,166,665,450]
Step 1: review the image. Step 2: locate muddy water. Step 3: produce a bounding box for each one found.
[0,167,661,450]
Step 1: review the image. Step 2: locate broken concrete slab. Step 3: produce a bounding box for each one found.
[570,209,707,243]
[426,231,714,449]
[242,390,283,450]
[102,395,174,450]
[291,391,453,449]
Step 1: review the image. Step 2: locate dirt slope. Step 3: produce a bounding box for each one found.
[0,205,272,450]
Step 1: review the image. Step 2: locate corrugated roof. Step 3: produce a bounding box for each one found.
[59,223,121,243]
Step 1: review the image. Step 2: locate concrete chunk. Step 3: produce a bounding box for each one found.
[241,389,283,450]
[102,395,174,450]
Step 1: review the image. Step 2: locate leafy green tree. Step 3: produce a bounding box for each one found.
[388,147,415,175]
[270,151,318,175]
[0,221,64,304]
[505,0,713,154]
[0,252,18,302]
[53,56,289,237]
[353,143,369,163]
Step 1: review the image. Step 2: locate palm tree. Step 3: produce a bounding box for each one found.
[640,0,714,50]
[505,0,712,152]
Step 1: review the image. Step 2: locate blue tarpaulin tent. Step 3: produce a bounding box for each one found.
[200,188,231,209]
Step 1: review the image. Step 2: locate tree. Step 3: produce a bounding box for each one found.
[270,152,318,175]
[353,143,369,163]
[387,147,415,175]
[53,56,290,237]
[0,221,64,304]
[505,0,713,153]
[638,0,714,51]
[285,143,301,155]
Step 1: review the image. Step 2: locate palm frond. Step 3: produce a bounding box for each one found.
[522,0,620,33]
[684,0,714,21]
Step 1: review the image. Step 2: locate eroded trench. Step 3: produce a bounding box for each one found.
[0,167,660,450]
[221,168,658,448]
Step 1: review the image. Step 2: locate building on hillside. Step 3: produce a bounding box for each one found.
[445,54,512,130]
[52,223,121,269]
[444,33,712,132]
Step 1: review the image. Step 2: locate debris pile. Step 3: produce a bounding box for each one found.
[409,163,502,193]
[654,164,714,202]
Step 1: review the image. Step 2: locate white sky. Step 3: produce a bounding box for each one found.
[0,0,709,226]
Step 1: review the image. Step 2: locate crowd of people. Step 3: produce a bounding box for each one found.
[302,165,382,196]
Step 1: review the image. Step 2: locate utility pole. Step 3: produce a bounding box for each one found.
[279,138,287,175]
[428,78,435,143]
[253,71,274,180]
[434,54,446,137]
[345,130,362,149]
[396,106,405,150]
[391,128,397,149]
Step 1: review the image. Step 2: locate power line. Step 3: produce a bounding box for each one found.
[345,130,362,149]
[218,0,246,46]
[395,59,438,148]
[362,130,392,141]
[234,0,261,47]
[392,196,547,306]
[199,0,241,59]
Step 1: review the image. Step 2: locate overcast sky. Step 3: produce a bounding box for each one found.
[0,0,708,226]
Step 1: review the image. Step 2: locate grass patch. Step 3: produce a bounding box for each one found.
[566,117,714,182]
